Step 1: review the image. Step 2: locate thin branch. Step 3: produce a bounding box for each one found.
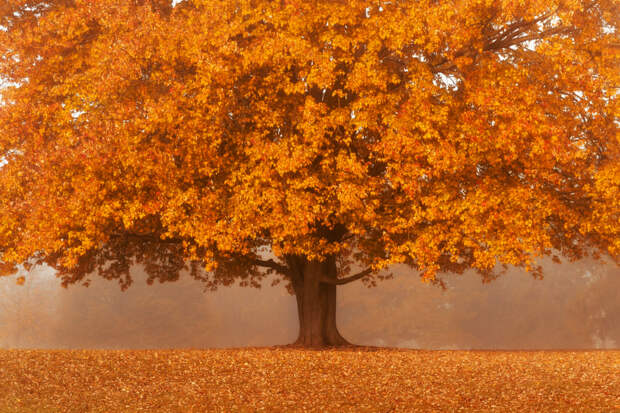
[489,7,559,45]
[321,267,373,285]
[251,258,290,275]
[488,26,574,51]
[429,5,574,75]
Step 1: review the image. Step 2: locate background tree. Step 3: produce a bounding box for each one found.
[0,267,60,348]
[1,0,618,346]
[341,257,620,349]
[2,258,618,350]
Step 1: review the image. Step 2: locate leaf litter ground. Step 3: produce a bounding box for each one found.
[0,348,618,412]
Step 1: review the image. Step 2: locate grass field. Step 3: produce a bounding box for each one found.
[0,348,618,412]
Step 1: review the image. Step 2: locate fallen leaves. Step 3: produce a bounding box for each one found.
[0,348,618,412]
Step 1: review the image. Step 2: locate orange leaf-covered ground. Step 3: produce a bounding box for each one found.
[0,349,618,412]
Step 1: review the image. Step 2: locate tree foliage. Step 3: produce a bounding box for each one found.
[1,0,618,291]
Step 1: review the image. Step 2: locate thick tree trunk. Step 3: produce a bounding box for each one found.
[290,256,351,347]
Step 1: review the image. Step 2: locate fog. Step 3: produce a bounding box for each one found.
[1,258,618,349]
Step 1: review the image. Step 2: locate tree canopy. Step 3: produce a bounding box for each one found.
[0,0,618,345]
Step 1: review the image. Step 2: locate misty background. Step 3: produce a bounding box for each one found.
[0,258,618,349]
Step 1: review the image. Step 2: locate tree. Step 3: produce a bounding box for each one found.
[340,258,620,350]
[0,268,60,348]
[0,0,618,347]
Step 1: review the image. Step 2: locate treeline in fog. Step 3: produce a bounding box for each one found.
[1,258,618,349]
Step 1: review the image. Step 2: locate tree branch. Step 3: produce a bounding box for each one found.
[488,26,574,51]
[321,268,373,285]
[251,258,290,276]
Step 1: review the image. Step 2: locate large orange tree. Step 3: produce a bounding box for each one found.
[1,0,618,346]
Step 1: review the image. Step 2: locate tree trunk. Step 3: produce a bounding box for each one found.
[290,256,350,347]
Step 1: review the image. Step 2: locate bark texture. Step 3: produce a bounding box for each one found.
[288,256,350,347]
